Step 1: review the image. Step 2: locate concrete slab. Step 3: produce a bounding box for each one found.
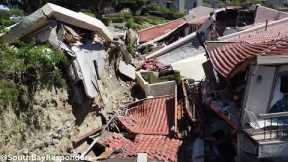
[119,61,136,80]
[136,71,177,97]
[0,3,113,43]
[171,53,207,81]
[72,42,106,98]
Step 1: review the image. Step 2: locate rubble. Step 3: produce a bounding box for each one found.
[254,5,288,24]
[72,127,102,148]
[4,2,288,162]
[141,59,166,71]
[86,4,288,162]
[143,8,217,65]
[101,133,183,162]
[145,32,199,60]
[118,96,177,135]
[125,28,139,46]
[201,7,288,161]
[137,6,215,56]
[118,61,136,80]
[0,3,113,43]
[0,3,114,108]
[218,17,288,43]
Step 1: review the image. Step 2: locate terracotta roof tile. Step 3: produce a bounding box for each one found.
[231,21,288,43]
[220,17,288,44]
[218,10,288,43]
[209,37,288,78]
[138,19,187,43]
[254,6,288,24]
[102,133,182,162]
[118,96,176,135]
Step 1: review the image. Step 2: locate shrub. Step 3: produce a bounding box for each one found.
[0,8,24,29]
[126,17,142,29]
[0,42,68,89]
[0,80,19,108]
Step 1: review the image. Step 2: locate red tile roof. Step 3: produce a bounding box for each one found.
[138,19,187,43]
[102,133,182,162]
[254,6,288,24]
[118,96,176,135]
[221,18,288,43]
[101,133,133,150]
[208,37,288,78]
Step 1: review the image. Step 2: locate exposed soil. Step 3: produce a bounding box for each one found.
[0,61,133,156]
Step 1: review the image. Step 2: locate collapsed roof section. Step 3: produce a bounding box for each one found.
[138,19,187,44]
[213,4,288,38]
[118,96,176,135]
[0,3,114,101]
[98,93,196,162]
[254,5,288,24]
[208,37,288,78]
[101,133,182,162]
[138,6,214,46]
[144,14,214,67]
[145,32,198,60]
[0,3,113,43]
[219,17,288,43]
[206,10,288,79]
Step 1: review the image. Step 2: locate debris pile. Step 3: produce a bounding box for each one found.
[102,133,182,162]
[75,83,199,162]
[4,2,288,162]
[118,97,175,135]
[201,6,288,162]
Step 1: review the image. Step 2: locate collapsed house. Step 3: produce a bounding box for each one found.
[253,5,288,24]
[72,79,202,162]
[131,4,288,162]
[137,4,288,81]
[137,5,282,73]
[216,4,288,36]
[101,96,181,162]
[0,3,113,107]
[137,6,215,55]
[3,2,288,162]
[74,4,288,162]
[137,4,271,57]
[0,3,204,162]
[203,15,288,161]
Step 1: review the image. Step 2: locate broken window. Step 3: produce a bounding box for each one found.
[269,74,288,113]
